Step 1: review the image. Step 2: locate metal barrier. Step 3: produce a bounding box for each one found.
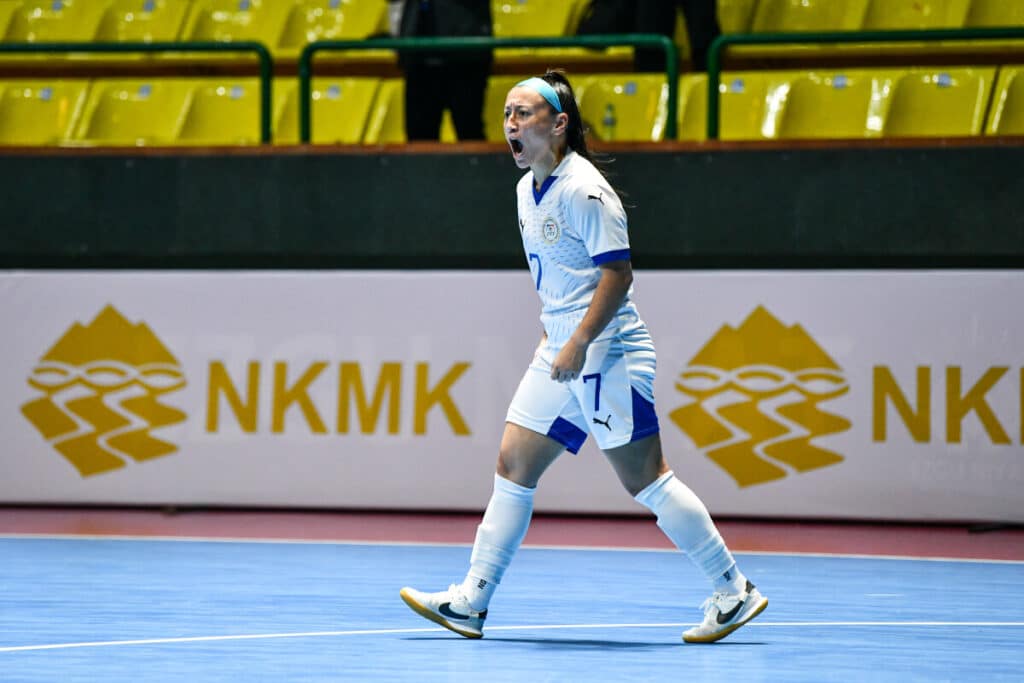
[0,42,274,143]
[298,34,678,143]
[705,28,1024,140]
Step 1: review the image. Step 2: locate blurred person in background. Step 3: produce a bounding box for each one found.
[577,0,721,72]
[400,69,767,645]
[390,0,493,140]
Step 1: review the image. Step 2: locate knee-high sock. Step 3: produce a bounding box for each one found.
[634,470,737,583]
[463,473,535,609]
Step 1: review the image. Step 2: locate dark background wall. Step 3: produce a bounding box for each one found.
[2,142,1022,269]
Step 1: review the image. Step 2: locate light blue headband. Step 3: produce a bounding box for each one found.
[516,77,563,113]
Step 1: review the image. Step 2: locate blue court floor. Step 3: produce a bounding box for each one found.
[1,536,1022,682]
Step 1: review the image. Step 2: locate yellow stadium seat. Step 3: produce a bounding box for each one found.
[95,0,191,42]
[181,0,292,45]
[278,0,389,53]
[884,67,994,136]
[861,0,969,29]
[177,78,279,145]
[986,66,1024,135]
[0,80,89,144]
[777,70,891,139]
[363,78,404,143]
[483,75,528,142]
[439,108,457,143]
[73,79,193,145]
[362,79,458,143]
[566,0,590,33]
[677,73,709,141]
[276,77,380,144]
[751,0,868,32]
[667,9,693,64]
[491,0,581,37]
[678,72,783,141]
[965,0,1024,27]
[0,3,18,38]
[739,1,873,62]
[491,0,626,67]
[575,75,668,142]
[2,0,106,41]
[717,0,758,33]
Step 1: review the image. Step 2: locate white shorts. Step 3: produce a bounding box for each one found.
[505,320,660,453]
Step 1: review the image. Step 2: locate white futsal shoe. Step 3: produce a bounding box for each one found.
[682,580,768,643]
[399,585,487,639]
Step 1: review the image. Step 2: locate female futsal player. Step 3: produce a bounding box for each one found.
[400,70,767,644]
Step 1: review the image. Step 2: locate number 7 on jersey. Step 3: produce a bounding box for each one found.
[528,252,542,290]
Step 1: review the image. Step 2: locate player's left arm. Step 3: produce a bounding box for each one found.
[550,259,633,382]
[550,182,632,383]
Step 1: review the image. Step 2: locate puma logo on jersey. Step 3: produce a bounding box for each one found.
[587,193,605,205]
[592,414,613,431]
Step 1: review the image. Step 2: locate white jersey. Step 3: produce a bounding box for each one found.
[516,150,639,344]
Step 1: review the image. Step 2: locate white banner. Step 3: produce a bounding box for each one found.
[2,270,1022,522]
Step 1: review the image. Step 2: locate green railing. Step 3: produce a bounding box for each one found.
[0,41,274,143]
[706,28,1024,140]
[298,34,678,143]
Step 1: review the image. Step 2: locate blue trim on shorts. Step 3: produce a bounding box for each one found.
[592,249,631,265]
[630,388,660,442]
[547,417,588,454]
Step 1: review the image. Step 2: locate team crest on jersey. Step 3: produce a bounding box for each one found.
[542,217,560,243]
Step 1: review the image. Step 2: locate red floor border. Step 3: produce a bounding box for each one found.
[2,507,1022,561]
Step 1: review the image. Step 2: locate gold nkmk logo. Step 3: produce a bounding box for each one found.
[21,305,187,476]
[670,306,851,487]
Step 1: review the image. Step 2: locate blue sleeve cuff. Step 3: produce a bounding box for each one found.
[592,249,631,266]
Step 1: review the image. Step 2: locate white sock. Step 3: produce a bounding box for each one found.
[459,574,497,612]
[634,471,741,591]
[463,473,535,611]
[713,562,748,595]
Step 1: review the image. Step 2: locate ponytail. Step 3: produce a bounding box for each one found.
[537,69,619,193]
[538,70,595,163]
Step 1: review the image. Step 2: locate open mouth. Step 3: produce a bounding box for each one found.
[509,139,523,155]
